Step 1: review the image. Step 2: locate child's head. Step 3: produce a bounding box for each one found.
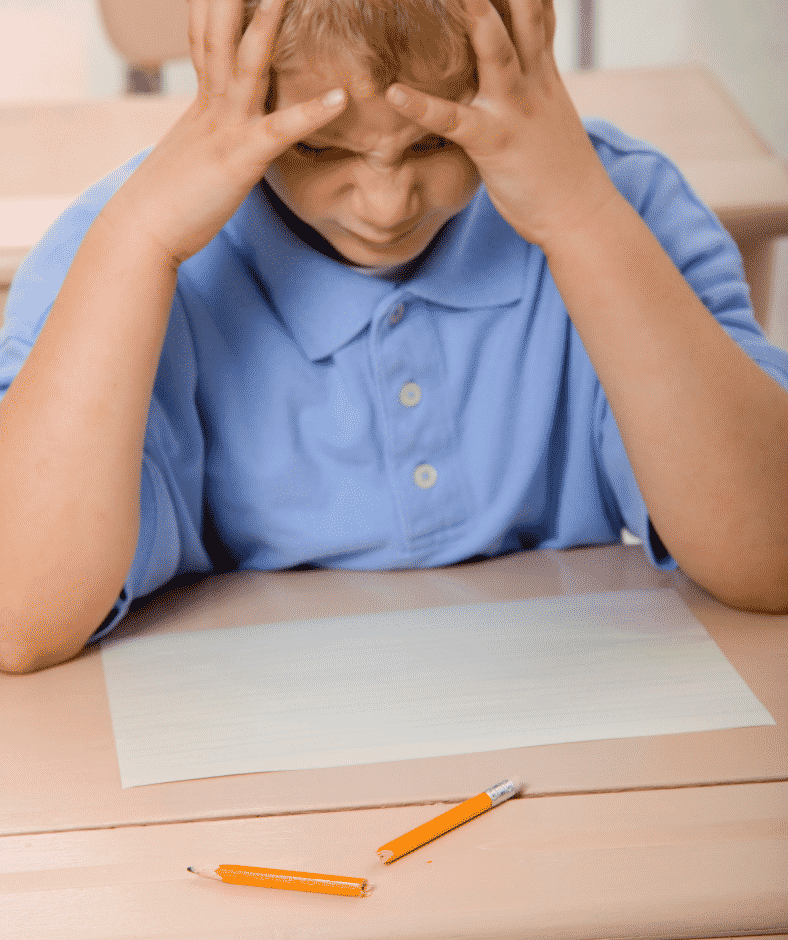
[244,0,514,92]
[244,0,515,269]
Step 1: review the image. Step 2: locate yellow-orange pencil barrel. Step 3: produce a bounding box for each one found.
[377,778,523,864]
[187,865,371,897]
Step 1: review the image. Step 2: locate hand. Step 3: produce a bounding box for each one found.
[101,0,347,267]
[385,0,619,250]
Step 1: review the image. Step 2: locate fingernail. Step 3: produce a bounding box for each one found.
[388,87,409,106]
[322,88,346,108]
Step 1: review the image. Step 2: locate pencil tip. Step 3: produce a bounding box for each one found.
[187,867,195,873]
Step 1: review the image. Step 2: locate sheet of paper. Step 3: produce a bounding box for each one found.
[100,588,775,788]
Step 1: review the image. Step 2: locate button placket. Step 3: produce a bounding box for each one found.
[370,297,468,543]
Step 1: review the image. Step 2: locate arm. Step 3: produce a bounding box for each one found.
[542,191,788,612]
[0,216,177,674]
[385,0,788,611]
[0,0,349,673]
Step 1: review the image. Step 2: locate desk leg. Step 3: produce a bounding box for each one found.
[737,237,774,333]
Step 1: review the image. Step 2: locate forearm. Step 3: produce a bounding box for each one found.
[541,192,788,612]
[0,207,178,673]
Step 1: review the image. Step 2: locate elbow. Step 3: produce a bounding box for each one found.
[0,637,86,674]
[705,567,788,615]
[0,579,122,673]
[672,531,788,614]
[729,593,788,616]
[0,611,93,674]
[0,649,45,675]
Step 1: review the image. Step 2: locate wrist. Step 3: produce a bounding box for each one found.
[97,192,185,276]
[537,179,627,261]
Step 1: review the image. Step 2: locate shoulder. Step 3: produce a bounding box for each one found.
[581,118,734,259]
[27,146,153,247]
[582,118,702,216]
[582,117,674,172]
[2,148,155,343]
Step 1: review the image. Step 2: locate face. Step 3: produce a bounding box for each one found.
[263,54,481,268]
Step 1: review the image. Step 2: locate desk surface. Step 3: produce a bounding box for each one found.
[2,545,786,939]
[2,65,787,287]
[3,783,786,940]
[2,544,786,837]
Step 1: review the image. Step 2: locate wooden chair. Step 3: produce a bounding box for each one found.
[97,0,191,93]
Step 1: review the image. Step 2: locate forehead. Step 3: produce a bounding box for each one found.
[274,52,473,106]
[273,54,474,147]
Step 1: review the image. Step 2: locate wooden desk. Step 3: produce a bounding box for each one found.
[1,66,787,328]
[2,545,786,939]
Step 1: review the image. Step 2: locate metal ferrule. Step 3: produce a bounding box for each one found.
[485,779,521,807]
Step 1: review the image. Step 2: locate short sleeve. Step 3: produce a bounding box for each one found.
[586,120,788,569]
[0,149,212,642]
[85,293,213,642]
[594,391,675,569]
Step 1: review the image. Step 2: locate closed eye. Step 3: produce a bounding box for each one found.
[293,142,338,157]
[410,135,452,154]
[293,136,452,158]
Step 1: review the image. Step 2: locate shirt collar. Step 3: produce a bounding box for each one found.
[226,181,531,362]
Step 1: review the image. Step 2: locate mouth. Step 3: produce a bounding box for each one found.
[342,220,421,247]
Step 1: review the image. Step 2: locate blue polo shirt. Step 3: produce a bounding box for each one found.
[3,119,788,640]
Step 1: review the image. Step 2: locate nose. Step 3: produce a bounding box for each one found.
[351,161,421,232]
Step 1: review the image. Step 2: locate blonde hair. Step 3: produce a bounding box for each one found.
[243,0,514,91]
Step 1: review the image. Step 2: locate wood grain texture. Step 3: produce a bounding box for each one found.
[1,784,785,939]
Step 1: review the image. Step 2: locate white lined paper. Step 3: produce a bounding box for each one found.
[100,588,775,788]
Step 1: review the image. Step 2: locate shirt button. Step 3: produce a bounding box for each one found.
[399,382,422,407]
[414,463,438,489]
[389,303,405,325]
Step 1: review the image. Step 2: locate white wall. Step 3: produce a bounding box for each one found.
[687,0,787,161]
[597,0,689,68]
[684,0,788,348]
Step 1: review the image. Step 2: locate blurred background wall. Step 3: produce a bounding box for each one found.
[0,0,785,344]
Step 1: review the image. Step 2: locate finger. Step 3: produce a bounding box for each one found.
[544,0,557,50]
[465,0,527,98]
[235,0,288,113]
[257,88,347,161]
[187,0,209,100]
[507,0,551,74]
[204,0,244,97]
[385,85,492,159]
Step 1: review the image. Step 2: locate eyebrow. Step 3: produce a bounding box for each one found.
[291,65,475,150]
[298,87,470,151]
[298,128,436,150]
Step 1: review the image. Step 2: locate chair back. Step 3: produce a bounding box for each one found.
[97,0,191,68]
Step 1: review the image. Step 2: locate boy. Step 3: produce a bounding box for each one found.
[1,0,787,674]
